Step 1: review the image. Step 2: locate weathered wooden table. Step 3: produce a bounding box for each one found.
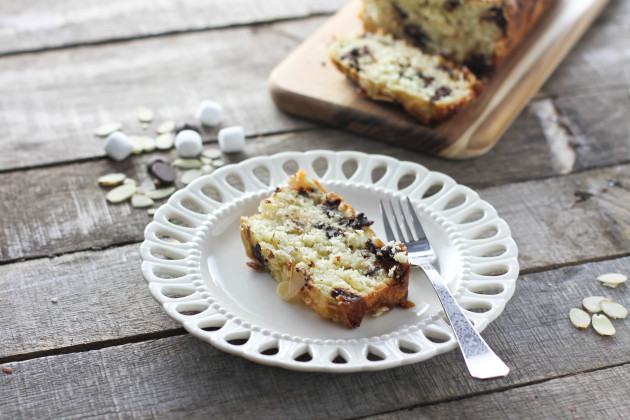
[2,1,630,418]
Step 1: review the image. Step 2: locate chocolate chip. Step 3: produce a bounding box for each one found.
[331,288,362,302]
[482,7,508,36]
[251,243,266,266]
[417,72,435,87]
[175,122,200,134]
[431,87,452,102]
[314,221,343,238]
[148,160,177,185]
[146,157,168,171]
[444,0,460,11]
[348,213,373,229]
[365,265,382,277]
[438,64,456,79]
[464,54,490,76]
[404,24,430,48]
[323,198,341,216]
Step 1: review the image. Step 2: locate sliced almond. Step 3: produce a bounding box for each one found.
[123,178,137,186]
[105,184,137,203]
[201,164,214,175]
[582,296,606,313]
[600,300,628,319]
[592,314,616,336]
[597,273,627,286]
[155,133,175,150]
[156,120,175,134]
[97,172,127,187]
[202,148,222,160]
[94,122,122,137]
[137,106,154,123]
[569,308,591,330]
[211,158,225,168]
[131,193,155,208]
[129,135,144,154]
[173,158,203,169]
[147,208,157,216]
[181,169,202,185]
[147,186,176,200]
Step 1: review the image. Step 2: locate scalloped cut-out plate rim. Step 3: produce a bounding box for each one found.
[141,150,519,373]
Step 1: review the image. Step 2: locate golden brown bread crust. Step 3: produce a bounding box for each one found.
[328,34,483,125]
[240,170,411,329]
[241,220,411,329]
[330,53,480,124]
[489,0,557,71]
[362,0,557,75]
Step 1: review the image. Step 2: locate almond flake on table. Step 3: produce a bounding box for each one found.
[156,120,176,134]
[129,135,156,153]
[211,158,225,168]
[582,296,606,313]
[97,173,127,186]
[105,184,137,203]
[173,158,203,169]
[137,106,154,123]
[155,133,175,150]
[597,273,627,288]
[181,169,202,185]
[592,314,616,336]
[600,300,628,319]
[569,308,591,330]
[202,148,222,160]
[94,122,122,137]
[147,187,176,200]
[131,193,155,208]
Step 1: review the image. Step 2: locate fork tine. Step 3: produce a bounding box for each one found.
[388,200,407,242]
[405,196,427,241]
[396,198,416,241]
[379,200,396,242]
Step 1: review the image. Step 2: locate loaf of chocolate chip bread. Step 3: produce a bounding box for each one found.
[362,0,556,75]
[328,32,482,124]
[240,170,411,328]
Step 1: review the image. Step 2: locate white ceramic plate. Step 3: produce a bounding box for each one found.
[141,150,518,372]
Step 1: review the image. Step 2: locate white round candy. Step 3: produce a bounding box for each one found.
[104,132,134,161]
[175,129,203,158]
[195,100,222,127]
[218,126,245,153]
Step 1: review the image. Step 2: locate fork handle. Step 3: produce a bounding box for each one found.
[415,261,510,379]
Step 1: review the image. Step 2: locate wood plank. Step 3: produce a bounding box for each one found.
[4,130,630,265]
[0,0,345,55]
[2,255,630,418]
[0,244,179,360]
[0,17,323,171]
[368,365,630,419]
[542,0,630,96]
[268,0,609,158]
[0,4,628,171]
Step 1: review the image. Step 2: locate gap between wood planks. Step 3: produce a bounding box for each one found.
[0,12,335,59]
[0,328,185,365]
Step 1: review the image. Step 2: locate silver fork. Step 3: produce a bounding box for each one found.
[380,197,510,379]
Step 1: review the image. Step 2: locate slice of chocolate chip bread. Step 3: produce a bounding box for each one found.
[328,32,482,124]
[362,0,556,75]
[240,170,411,329]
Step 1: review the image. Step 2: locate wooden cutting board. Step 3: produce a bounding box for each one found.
[269,0,610,159]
